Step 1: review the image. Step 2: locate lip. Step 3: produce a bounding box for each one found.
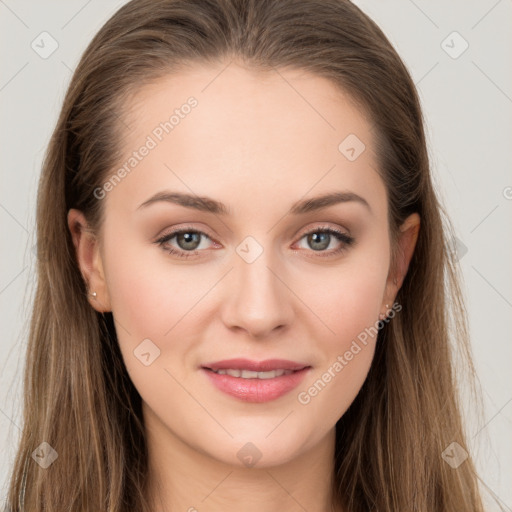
[200,359,311,403]
[201,358,309,372]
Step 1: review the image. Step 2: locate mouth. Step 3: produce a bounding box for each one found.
[200,358,311,402]
[204,368,297,379]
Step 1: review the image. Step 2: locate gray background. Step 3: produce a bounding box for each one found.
[1,0,511,509]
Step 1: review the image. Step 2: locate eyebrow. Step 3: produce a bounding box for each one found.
[137,190,372,215]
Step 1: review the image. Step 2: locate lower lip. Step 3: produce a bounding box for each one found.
[201,367,310,403]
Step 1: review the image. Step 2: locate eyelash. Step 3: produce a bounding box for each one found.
[155,225,355,260]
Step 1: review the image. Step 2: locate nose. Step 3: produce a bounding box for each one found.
[220,250,294,339]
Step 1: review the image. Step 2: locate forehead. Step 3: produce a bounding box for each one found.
[123,61,375,151]
[107,61,385,218]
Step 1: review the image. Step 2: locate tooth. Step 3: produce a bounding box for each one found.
[212,368,298,378]
[240,370,259,378]
[256,370,276,379]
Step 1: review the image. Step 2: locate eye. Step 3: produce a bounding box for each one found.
[155,227,217,259]
[294,226,355,257]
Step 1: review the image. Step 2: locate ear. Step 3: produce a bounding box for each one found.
[381,212,420,312]
[67,209,111,312]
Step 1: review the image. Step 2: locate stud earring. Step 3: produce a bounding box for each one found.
[379,304,390,321]
[90,291,97,298]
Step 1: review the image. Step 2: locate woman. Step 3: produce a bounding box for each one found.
[5,0,488,510]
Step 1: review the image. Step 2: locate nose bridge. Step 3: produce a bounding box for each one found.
[221,238,293,336]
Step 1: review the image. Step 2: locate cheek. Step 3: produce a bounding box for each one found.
[294,267,385,422]
[296,255,388,345]
[101,231,218,387]
[103,233,203,340]
[296,339,376,430]
[291,249,388,416]
[102,247,199,405]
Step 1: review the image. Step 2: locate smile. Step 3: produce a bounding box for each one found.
[201,366,311,403]
[208,368,296,379]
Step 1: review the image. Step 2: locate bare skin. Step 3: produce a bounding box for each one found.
[68,60,419,512]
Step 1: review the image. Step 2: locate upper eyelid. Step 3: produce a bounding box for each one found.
[157,226,217,243]
[157,223,350,246]
[296,224,350,238]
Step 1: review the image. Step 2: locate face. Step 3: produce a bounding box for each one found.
[77,61,407,468]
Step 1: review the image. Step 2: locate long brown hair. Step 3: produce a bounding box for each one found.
[5,0,489,510]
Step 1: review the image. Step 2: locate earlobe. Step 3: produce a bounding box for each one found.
[67,209,111,312]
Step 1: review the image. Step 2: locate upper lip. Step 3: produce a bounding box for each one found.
[202,358,310,372]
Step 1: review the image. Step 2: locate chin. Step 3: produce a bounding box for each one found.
[197,427,314,470]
